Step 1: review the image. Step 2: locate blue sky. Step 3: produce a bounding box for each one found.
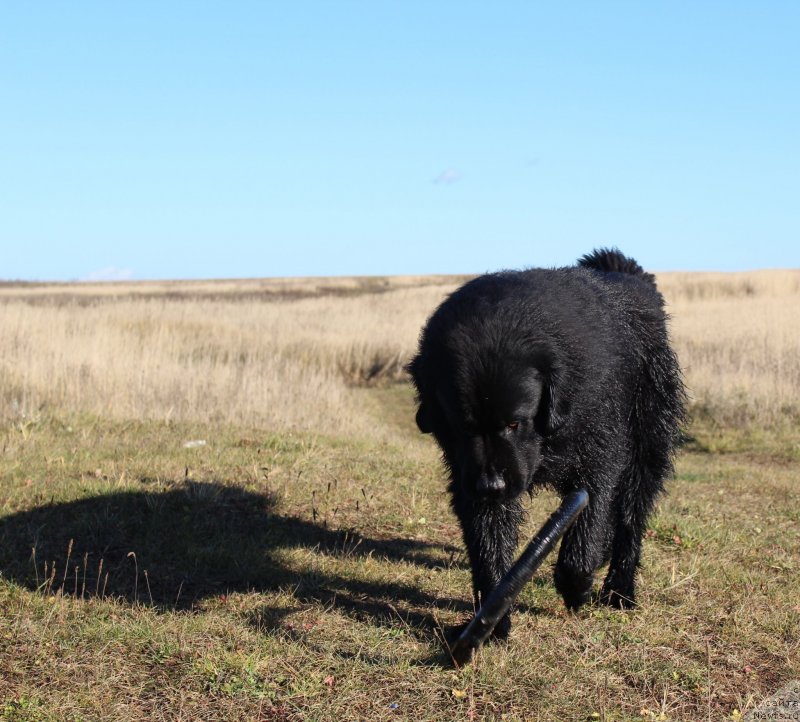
[2,2,798,281]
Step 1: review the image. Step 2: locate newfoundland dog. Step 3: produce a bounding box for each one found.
[408,249,685,639]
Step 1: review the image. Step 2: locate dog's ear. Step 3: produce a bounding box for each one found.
[415,404,433,434]
[536,372,567,434]
[531,350,569,434]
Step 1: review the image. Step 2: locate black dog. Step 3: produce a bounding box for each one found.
[408,249,685,639]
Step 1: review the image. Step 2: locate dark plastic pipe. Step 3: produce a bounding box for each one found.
[449,488,590,666]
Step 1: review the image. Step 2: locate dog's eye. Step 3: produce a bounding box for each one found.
[506,421,520,432]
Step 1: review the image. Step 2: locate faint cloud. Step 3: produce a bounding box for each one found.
[433,168,462,185]
[82,266,134,282]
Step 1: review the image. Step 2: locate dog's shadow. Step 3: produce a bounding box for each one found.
[0,481,471,645]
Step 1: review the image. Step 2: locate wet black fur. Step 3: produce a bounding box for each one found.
[408,249,686,639]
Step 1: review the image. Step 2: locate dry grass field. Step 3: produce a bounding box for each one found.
[1,270,798,721]
[2,269,799,432]
[658,270,800,429]
[0,275,463,437]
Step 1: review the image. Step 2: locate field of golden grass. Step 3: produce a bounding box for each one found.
[2,269,799,433]
[659,270,800,428]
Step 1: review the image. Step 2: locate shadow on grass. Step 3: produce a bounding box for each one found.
[0,481,469,643]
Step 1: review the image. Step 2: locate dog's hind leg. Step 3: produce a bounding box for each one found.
[453,498,526,640]
[601,418,675,607]
[599,470,655,609]
[601,356,683,608]
[600,438,672,608]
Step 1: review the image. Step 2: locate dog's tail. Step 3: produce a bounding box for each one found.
[578,248,656,286]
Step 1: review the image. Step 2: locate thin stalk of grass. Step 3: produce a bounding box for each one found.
[128,551,138,603]
[46,561,56,596]
[95,558,104,597]
[31,547,38,589]
[81,553,88,599]
[61,538,74,596]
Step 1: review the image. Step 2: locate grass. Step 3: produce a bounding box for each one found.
[1,271,799,720]
[2,269,799,432]
[1,406,798,721]
[662,269,800,428]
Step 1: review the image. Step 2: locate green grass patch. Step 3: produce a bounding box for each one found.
[1,413,799,720]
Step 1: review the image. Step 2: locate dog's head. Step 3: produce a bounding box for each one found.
[409,343,568,503]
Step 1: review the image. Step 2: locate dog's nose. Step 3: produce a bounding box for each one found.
[476,474,506,498]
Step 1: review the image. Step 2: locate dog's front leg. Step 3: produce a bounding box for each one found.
[553,487,614,610]
[453,497,526,640]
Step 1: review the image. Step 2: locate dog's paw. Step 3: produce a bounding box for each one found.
[491,613,511,641]
[554,565,594,611]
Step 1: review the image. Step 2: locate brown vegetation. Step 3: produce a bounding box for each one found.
[1,269,799,432]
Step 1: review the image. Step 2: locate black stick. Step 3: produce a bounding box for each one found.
[449,489,590,666]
